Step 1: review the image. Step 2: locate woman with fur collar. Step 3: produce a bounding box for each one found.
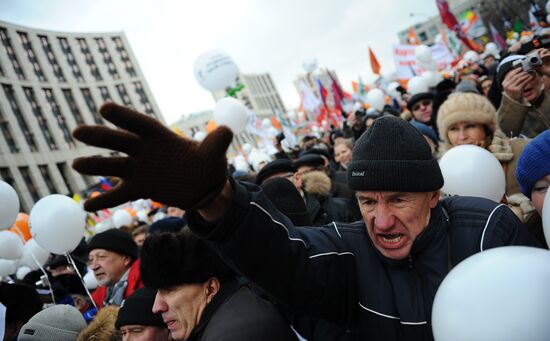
[437,92,535,221]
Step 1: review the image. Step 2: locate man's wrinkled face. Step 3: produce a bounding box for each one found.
[152,282,211,341]
[357,191,439,259]
[88,249,131,287]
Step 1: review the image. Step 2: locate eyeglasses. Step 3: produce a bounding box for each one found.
[411,100,432,112]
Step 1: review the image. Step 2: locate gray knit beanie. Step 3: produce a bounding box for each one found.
[18,304,87,341]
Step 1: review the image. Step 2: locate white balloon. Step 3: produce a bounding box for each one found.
[415,45,433,63]
[432,246,550,341]
[0,231,23,260]
[366,89,386,111]
[213,97,248,134]
[422,71,443,88]
[30,194,86,255]
[194,50,238,92]
[546,1,550,14]
[463,50,479,63]
[261,118,272,129]
[94,220,115,233]
[0,180,19,230]
[16,266,31,280]
[302,58,318,73]
[193,131,207,142]
[136,210,149,223]
[547,13,550,24]
[407,76,429,95]
[20,239,50,270]
[83,271,98,290]
[439,145,505,202]
[542,189,550,246]
[485,42,499,55]
[0,259,16,277]
[112,209,133,229]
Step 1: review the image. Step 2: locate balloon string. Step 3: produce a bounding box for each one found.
[30,252,55,304]
[66,253,98,310]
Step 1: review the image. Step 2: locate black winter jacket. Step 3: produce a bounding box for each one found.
[188,181,537,341]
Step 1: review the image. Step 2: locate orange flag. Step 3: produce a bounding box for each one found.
[368,47,381,75]
[408,27,420,45]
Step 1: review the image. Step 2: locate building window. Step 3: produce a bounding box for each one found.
[0,27,26,80]
[112,36,137,77]
[0,167,27,212]
[95,38,120,80]
[132,81,154,115]
[43,88,75,147]
[18,166,41,202]
[61,88,85,125]
[58,37,84,82]
[80,88,102,124]
[17,32,47,82]
[22,87,58,151]
[98,86,111,102]
[38,165,58,194]
[76,38,102,81]
[0,105,20,153]
[115,84,132,106]
[56,162,74,194]
[38,35,65,82]
[2,84,38,152]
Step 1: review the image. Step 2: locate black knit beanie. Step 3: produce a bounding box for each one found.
[115,287,165,329]
[347,116,443,192]
[87,229,138,260]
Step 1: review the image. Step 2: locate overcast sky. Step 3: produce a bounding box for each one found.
[0,0,439,124]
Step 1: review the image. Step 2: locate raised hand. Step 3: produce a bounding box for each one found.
[73,103,233,212]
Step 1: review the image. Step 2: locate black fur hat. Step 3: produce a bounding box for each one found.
[140,230,235,290]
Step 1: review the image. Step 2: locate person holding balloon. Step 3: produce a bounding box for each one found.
[437,92,534,220]
[72,103,540,341]
[515,129,550,248]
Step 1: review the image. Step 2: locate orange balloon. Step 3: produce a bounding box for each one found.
[206,120,217,133]
[90,191,101,198]
[123,207,137,217]
[10,213,31,242]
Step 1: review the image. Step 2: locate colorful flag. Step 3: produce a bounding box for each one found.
[299,80,321,113]
[435,0,478,51]
[327,71,343,113]
[316,79,329,110]
[99,177,112,191]
[489,22,506,50]
[369,47,381,75]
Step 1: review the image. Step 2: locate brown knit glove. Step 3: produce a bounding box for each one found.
[72,102,233,212]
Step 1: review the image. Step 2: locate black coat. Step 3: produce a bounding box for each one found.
[188,181,538,341]
[188,280,298,341]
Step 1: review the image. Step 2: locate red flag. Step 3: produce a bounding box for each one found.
[435,0,479,51]
[316,79,329,110]
[327,70,344,113]
[369,47,381,75]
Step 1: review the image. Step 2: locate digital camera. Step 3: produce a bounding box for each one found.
[513,51,543,72]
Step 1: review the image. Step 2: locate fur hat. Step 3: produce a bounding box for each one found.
[115,287,165,329]
[347,116,443,192]
[77,306,120,341]
[140,231,235,290]
[260,177,312,226]
[88,229,138,260]
[516,130,550,198]
[19,305,87,341]
[437,92,498,149]
[302,171,332,199]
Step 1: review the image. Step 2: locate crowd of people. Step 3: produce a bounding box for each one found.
[1,27,550,341]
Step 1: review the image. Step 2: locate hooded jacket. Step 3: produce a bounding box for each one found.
[187,180,538,341]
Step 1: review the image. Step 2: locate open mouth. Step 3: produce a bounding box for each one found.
[381,233,403,243]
